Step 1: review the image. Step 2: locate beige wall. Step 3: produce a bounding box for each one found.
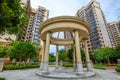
[0,33,16,42]
[95,7,112,47]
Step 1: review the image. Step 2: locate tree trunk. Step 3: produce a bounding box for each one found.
[26,58,30,63]
[107,57,110,65]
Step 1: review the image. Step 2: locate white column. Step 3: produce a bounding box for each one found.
[55,45,59,69]
[42,32,50,74]
[40,41,45,70]
[84,40,92,71]
[74,30,83,74]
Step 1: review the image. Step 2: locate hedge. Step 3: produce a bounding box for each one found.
[0,78,5,80]
[115,65,120,72]
[94,64,106,70]
[107,64,118,66]
[4,63,39,70]
[63,63,73,67]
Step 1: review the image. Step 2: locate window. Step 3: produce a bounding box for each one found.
[34,35,38,39]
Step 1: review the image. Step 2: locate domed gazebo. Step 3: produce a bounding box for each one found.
[38,16,93,77]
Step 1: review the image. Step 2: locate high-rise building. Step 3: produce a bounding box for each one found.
[21,6,49,43]
[22,8,36,42]
[20,0,31,16]
[21,0,31,8]
[18,0,32,41]
[64,32,73,50]
[76,0,112,52]
[32,6,49,43]
[107,21,120,47]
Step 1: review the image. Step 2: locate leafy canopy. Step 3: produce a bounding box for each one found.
[58,49,67,62]
[93,47,115,62]
[8,41,37,59]
[115,42,120,58]
[0,0,29,34]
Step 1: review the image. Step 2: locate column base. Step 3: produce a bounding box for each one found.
[40,62,49,75]
[55,62,59,69]
[76,72,84,76]
[55,67,59,69]
[87,62,93,71]
[39,62,44,70]
[40,70,49,75]
[76,62,83,72]
[73,62,76,72]
[76,63,84,76]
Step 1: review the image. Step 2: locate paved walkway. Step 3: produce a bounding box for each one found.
[106,66,116,71]
[0,67,120,80]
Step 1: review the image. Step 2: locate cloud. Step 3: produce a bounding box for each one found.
[31,0,120,22]
[31,0,91,18]
[98,0,120,22]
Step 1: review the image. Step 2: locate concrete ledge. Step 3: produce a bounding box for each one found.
[36,71,96,79]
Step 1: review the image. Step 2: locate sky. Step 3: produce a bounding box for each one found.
[31,0,120,53]
[31,0,120,22]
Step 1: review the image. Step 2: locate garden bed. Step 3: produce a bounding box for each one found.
[115,65,120,72]
[4,63,39,70]
[0,78,5,80]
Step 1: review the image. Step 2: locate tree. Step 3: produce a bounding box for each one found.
[0,0,29,34]
[49,53,55,62]
[80,48,85,62]
[58,49,67,62]
[93,47,115,64]
[115,42,120,58]
[8,41,37,61]
[90,53,96,63]
[0,44,7,58]
[67,47,85,62]
[67,47,73,62]
[31,42,42,54]
[31,42,42,62]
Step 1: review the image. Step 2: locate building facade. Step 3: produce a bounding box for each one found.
[0,33,17,44]
[107,21,120,47]
[23,8,36,42]
[64,31,73,50]
[32,6,49,43]
[21,5,49,43]
[76,0,112,53]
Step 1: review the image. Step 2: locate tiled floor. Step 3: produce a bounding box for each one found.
[0,68,120,80]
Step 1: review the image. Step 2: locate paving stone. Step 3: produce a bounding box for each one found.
[0,68,120,80]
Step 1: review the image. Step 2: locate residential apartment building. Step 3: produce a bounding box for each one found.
[23,8,36,42]
[21,0,30,7]
[64,31,73,50]
[32,6,49,43]
[21,6,49,43]
[107,21,120,47]
[18,0,31,41]
[20,0,31,16]
[76,0,112,53]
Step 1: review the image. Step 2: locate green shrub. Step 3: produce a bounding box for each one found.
[116,67,120,72]
[4,63,40,70]
[4,62,16,66]
[63,63,73,67]
[94,64,106,70]
[107,64,118,66]
[0,78,5,80]
[115,65,120,72]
